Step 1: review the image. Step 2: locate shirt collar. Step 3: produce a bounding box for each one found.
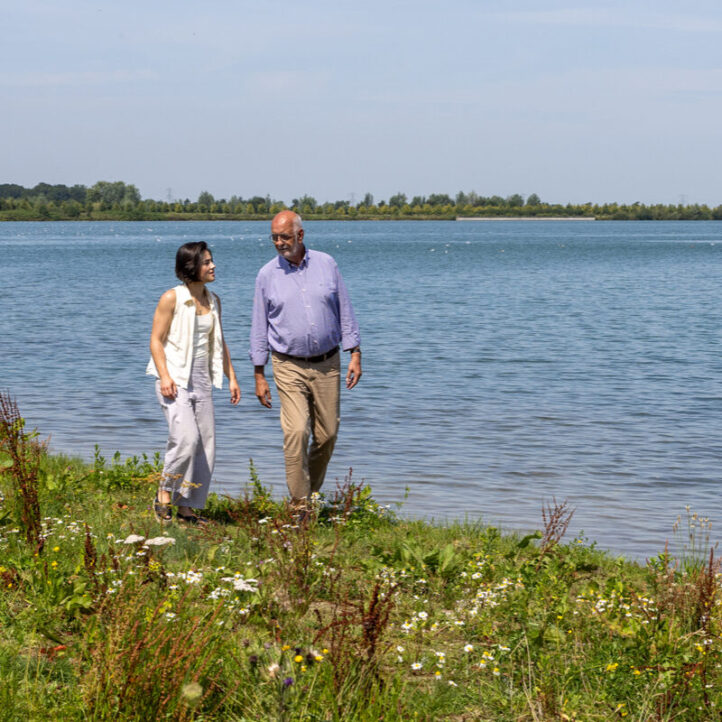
[277,247,309,271]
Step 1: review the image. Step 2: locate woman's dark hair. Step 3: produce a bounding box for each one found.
[175,241,210,283]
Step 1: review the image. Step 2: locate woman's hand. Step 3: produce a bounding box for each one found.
[229,378,241,405]
[160,375,177,399]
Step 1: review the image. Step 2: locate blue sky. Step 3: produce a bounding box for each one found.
[3,0,722,205]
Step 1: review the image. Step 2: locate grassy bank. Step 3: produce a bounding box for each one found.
[1,398,720,720]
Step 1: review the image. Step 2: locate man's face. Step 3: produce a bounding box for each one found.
[271,216,304,264]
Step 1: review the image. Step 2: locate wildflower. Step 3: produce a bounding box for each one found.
[294,655,303,663]
[448,680,458,687]
[283,677,293,687]
[396,645,405,653]
[258,517,270,525]
[165,612,177,620]
[123,534,145,545]
[434,670,442,679]
[233,578,258,592]
[268,663,280,678]
[52,546,60,552]
[464,644,474,653]
[411,662,422,670]
[417,611,428,620]
[181,682,203,703]
[145,536,175,547]
[493,667,500,676]
[51,561,58,568]
[281,645,291,651]
[605,662,619,672]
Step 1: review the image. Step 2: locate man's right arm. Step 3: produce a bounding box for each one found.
[254,365,272,408]
[250,273,272,408]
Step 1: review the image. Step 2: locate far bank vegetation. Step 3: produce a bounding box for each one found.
[1,181,720,222]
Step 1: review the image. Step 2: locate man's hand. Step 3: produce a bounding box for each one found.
[346,352,362,390]
[255,374,272,408]
[229,378,241,405]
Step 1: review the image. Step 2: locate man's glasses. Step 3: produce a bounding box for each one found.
[270,233,295,244]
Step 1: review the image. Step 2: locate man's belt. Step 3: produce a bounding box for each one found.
[274,347,339,363]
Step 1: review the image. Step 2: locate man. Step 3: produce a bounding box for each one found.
[250,210,362,507]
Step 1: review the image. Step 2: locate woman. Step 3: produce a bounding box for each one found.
[147,241,241,523]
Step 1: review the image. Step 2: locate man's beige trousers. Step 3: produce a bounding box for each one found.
[271,351,341,502]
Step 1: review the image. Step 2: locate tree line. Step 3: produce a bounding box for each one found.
[1,181,721,221]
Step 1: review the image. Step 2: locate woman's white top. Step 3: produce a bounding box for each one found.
[146,285,225,389]
[193,312,213,359]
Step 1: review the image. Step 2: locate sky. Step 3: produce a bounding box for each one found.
[2,0,722,206]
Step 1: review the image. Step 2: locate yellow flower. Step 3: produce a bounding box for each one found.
[282,645,291,651]
[51,561,58,568]
[605,662,618,672]
[301,665,307,672]
[322,648,329,654]
[294,655,303,663]
[314,655,323,662]
[53,546,60,552]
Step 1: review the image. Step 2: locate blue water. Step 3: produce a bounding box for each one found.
[2,220,721,560]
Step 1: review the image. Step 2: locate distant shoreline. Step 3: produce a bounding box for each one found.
[456,216,593,222]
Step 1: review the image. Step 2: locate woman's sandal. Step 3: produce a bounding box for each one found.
[153,496,172,523]
[176,511,210,526]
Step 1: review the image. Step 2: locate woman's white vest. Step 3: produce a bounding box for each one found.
[146,285,224,389]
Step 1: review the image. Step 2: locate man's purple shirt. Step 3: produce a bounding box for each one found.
[249,248,360,366]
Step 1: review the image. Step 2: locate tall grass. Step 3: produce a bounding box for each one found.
[0,405,720,719]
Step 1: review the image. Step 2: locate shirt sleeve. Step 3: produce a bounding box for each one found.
[249,272,270,366]
[335,263,361,351]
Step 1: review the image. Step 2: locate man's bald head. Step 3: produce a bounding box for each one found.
[272,210,303,233]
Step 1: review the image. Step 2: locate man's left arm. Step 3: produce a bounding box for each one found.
[335,264,362,389]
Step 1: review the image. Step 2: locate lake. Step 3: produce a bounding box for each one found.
[2,220,721,560]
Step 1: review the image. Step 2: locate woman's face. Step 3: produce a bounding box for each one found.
[198,250,216,283]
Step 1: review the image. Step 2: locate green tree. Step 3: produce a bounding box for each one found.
[197,191,215,209]
[88,181,140,207]
[427,193,452,206]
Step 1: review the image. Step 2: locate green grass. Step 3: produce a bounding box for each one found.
[0,441,720,721]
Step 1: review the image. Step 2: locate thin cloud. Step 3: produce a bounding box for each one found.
[0,69,158,88]
[491,8,722,33]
